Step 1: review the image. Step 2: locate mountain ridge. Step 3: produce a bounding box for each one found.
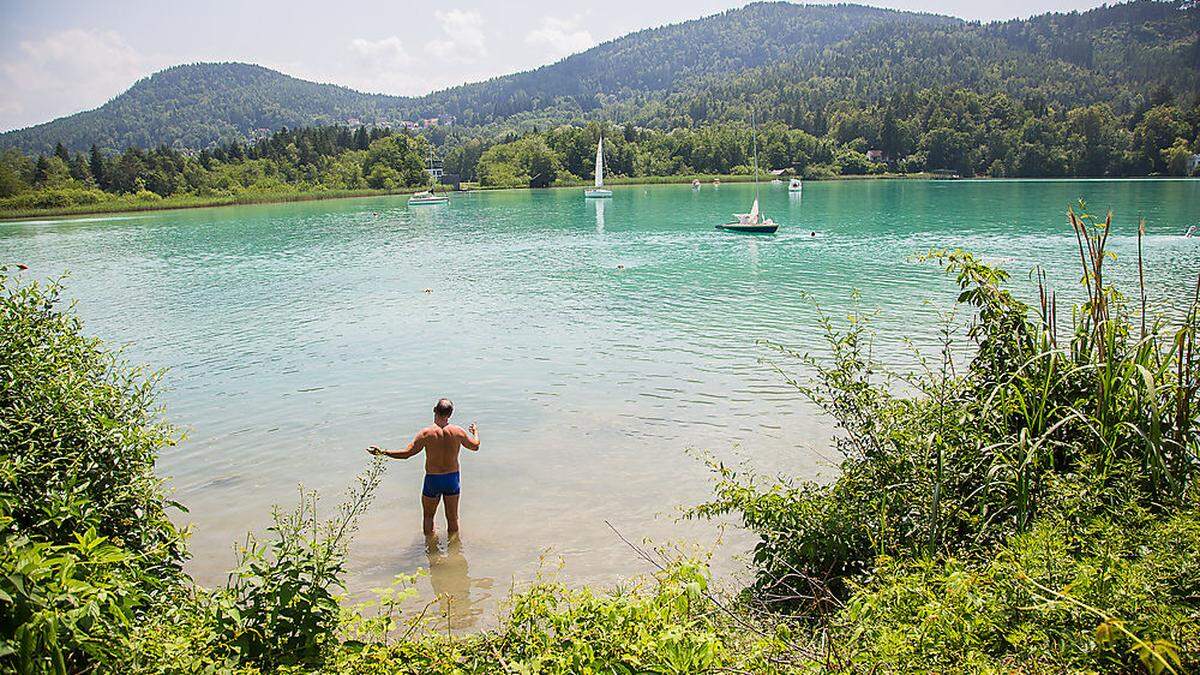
[1,0,1195,154]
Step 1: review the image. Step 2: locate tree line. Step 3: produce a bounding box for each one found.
[458,90,1199,187]
[0,126,434,211]
[1,90,1196,210]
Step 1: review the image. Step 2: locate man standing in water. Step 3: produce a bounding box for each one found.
[367,398,480,536]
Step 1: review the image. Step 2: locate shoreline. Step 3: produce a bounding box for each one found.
[2,173,1193,222]
[0,186,437,222]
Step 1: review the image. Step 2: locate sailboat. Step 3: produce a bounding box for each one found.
[584,136,613,198]
[410,148,449,204]
[716,110,778,234]
[788,177,803,192]
[408,190,448,205]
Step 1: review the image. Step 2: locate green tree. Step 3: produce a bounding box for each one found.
[363,135,427,188]
[1132,105,1189,174]
[1066,104,1118,176]
[88,145,106,189]
[0,163,26,197]
[32,156,51,186]
[920,127,971,175]
[517,136,560,188]
[1162,137,1194,176]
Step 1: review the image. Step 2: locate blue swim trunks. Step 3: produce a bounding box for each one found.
[423,471,461,498]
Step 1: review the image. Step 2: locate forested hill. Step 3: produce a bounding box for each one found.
[2,0,1197,154]
[0,63,410,154]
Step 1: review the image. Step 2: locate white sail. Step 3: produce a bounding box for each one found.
[749,198,759,223]
[594,136,604,188]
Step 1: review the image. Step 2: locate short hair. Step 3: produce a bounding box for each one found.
[434,398,454,417]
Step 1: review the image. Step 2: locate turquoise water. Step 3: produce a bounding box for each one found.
[3,179,1197,628]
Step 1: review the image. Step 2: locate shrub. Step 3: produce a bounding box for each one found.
[0,272,185,569]
[0,271,187,672]
[0,187,111,210]
[211,459,386,669]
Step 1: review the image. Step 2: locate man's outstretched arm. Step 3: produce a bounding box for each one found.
[462,423,480,451]
[367,434,425,459]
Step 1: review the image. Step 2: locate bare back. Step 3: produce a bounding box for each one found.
[416,424,470,474]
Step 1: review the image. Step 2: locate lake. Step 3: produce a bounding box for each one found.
[3,179,1197,630]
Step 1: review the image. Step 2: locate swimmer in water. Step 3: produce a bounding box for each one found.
[368,398,480,536]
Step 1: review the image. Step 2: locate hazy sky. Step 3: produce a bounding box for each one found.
[1,0,1112,132]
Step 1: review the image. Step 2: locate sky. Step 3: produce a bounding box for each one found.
[0,0,1114,133]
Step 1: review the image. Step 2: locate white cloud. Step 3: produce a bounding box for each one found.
[425,10,487,63]
[348,36,412,69]
[525,16,595,60]
[333,35,423,93]
[0,28,158,131]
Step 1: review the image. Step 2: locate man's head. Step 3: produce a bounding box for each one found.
[434,398,454,422]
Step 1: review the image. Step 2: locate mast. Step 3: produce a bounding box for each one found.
[751,107,759,204]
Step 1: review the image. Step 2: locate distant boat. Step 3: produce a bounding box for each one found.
[772,178,783,184]
[409,190,448,205]
[584,136,613,198]
[692,179,701,189]
[788,177,803,192]
[712,178,721,186]
[716,110,777,235]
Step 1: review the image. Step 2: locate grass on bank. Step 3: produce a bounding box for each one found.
[0,172,942,220]
[0,186,454,220]
[1,201,1198,673]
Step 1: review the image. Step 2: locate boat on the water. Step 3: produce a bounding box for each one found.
[692,179,701,189]
[716,110,777,235]
[715,198,778,233]
[712,178,721,186]
[584,136,613,198]
[409,190,448,205]
[788,177,803,192]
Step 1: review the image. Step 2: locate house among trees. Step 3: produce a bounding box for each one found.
[426,156,444,181]
[866,149,885,162]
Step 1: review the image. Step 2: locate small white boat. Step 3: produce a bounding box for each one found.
[716,198,777,234]
[409,190,448,205]
[692,179,701,189]
[584,136,613,198]
[716,109,777,235]
[788,177,803,192]
[772,178,783,184]
[712,178,721,186]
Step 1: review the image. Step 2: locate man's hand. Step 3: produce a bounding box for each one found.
[462,423,480,451]
[366,445,382,456]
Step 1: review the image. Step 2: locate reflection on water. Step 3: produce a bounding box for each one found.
[424,534,493,631]
[594,198,605,234]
